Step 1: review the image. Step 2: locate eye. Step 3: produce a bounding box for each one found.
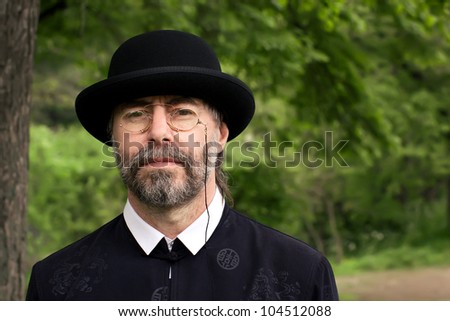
[173,108,197,117]
[123,110,149,121]
[170,108,199,131]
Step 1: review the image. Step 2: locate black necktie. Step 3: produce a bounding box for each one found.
[150,238,191,262]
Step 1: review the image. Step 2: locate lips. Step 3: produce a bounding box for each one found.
[151,157,179,163]
[148,157,183,167]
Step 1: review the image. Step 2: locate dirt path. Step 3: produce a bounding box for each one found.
[336,265,450,300]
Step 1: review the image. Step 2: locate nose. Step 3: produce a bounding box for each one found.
[146,105,174,145]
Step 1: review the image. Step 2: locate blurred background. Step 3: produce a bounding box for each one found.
[28,0,449,300]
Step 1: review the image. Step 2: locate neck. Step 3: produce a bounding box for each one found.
[128,178,216,239]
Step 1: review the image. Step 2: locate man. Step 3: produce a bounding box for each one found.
[26,30,338,300]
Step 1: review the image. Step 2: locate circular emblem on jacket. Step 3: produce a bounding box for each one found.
[217,248,240,270]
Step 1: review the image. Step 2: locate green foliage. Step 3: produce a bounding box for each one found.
[27,125,126,262]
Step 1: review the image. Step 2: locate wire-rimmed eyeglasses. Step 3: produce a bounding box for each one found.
[119,104,206,133]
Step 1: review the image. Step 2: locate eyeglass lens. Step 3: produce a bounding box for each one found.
[119,104,201,133]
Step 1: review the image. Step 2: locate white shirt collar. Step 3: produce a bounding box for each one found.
[123,187,224,255]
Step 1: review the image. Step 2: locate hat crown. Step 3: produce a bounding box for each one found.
[108,30,221,78]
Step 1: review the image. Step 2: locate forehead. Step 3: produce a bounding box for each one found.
[115,95,206,112]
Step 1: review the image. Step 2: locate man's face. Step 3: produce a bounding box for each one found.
[112,96,228,208]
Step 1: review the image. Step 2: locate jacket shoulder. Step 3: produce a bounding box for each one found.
[225,206,320,255]
[26,215,125,300]
[39,215,124,263]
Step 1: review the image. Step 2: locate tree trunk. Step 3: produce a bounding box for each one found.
[0,0,39,300]
[325,199,344,263]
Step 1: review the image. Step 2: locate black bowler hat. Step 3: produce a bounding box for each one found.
[75,30,255,144]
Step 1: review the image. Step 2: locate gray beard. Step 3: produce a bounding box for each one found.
[117,144,210,208]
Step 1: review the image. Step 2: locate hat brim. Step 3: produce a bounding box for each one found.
[75,66,255,144]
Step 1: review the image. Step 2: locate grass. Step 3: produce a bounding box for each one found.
[331,239,450,276]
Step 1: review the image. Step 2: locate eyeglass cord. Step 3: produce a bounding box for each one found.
[204,125,211,245]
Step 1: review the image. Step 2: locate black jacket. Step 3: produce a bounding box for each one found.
[26,205,338,300]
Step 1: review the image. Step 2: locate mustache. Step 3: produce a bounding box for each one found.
[125,144,196,169]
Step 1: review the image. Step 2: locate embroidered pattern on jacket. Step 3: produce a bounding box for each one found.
[246,268,301,300]
[49,246,108,297]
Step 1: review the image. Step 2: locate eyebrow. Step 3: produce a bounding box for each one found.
[118,96,200,110]
[166,96,200,106]
[117,101,146,109]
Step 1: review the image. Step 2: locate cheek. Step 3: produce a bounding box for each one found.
[175,131,205,153]
[113,130,146,160]
[179,131,222,165]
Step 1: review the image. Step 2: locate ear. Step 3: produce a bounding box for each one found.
[216,122,229,151]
